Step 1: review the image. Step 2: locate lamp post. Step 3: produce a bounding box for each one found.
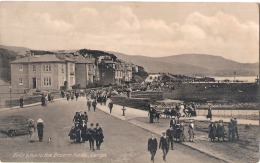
[9,85,12,109]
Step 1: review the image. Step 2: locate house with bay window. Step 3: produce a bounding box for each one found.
[10,54,75,92]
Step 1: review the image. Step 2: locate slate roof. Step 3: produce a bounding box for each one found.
[10,54,66,64]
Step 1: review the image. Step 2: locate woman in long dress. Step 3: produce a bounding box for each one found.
[208,121,217,142]
[27,119,36,142]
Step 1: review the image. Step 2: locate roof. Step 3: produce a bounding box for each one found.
[70,55,95,64]
[10,54,66,64]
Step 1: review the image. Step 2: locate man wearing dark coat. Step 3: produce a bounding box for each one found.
[149,107,154,123]
[108,102,113,114]
[88,123,96,151]
[41,95,46,107]
[166,126,175,150]
[159,132,170,161]
[87,99,91,111]
[92,100,97,112]
[81,123,88,142]
[94,123,104,150]
[74,123,81,143]
[148,133,158,162]
[36,119,44,142]
[19,96,24,108]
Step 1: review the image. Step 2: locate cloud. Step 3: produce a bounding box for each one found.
[0,5,258,63]
[34,13,73,33]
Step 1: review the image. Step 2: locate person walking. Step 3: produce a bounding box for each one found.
[94,123,104,150]
[233,118,239,140]
[206,106,212,120]
[148,133,158,162]
[92,100,97,112]
[41,95,46,107]
[81,123,88,143]
[166,126,174,150]
[19,96,24,108]
[208,121,217,142]
[88,123,96,151]
[27,119,36,142]
[36,119,44,142]
[149,107,154,123]
[159,132,170,161]
[108,101,113,114]
[87,99,91,111]
[170,117,176,128]
[228,118,235,141]
[188,120,195,142]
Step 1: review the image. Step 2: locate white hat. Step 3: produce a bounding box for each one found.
[37,118,43,123]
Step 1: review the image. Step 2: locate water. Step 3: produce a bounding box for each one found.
[211,76,258,83]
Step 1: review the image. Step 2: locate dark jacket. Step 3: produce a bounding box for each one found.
[148,138,158,151]
[159,136,170,149]
[94,127,104,140]
[37,122,44,132]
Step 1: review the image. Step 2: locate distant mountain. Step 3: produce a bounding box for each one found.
[0,44,258,80]
[110,52,259,76]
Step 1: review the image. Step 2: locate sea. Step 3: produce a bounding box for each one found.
[211,76,258,83]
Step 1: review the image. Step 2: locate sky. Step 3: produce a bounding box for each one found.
[0,2,259,63]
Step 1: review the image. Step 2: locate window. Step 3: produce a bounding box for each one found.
[19,65,23,72]
[70,77,74,85]
[43,77,51,86]
[61,65,64,73]
[19,78,23,85]
[61,77,65,86]
[43,65,51,72]
[32,65,36,72]
[70,63,74,72]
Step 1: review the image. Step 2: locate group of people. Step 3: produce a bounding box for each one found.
[40,93,53,107]
[27,118,44,142]
[147,118,195,162]
[68,110,104,151]
[208,118,239,142]
[65,91,80,101]
[86,99,97,111]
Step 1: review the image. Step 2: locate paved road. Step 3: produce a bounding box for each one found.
[0,97,225,163]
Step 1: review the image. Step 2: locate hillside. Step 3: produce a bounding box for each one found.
[0,48,17,82]
[0,45,30,56]
[111,52,259,76]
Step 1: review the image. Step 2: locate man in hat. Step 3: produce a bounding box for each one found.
[36,119,44,142]
[41,95,46,107]
[188,120,195,142]
[88,123,96,151]
[94,123,104,150]
[166,126,174,150]
[159,132,170,161]
[148,133,158,162]
[87,99,91,111]
[108,101,113,114]
[92,100,97,112]
[170,117,176,128]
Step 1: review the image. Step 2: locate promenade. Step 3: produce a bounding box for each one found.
[0,97,224,163]
[97,99,259,163]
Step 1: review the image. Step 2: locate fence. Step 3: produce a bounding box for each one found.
[196,109,259,120]
[131,91,163,101]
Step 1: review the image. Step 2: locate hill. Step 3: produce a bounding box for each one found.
[111,52,259,76]
[0,48,18,82]
[0,45,30,56]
